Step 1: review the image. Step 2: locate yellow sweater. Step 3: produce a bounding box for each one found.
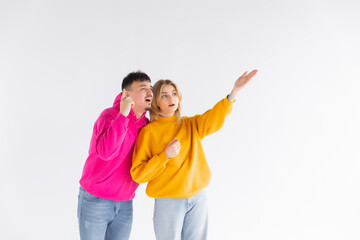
[131,97,233,198]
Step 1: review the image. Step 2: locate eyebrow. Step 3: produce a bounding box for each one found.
[161,89,176,93]
[161,90,176,94]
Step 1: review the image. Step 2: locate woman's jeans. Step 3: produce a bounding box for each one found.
[77,186,133,240]
[153,191,208,240]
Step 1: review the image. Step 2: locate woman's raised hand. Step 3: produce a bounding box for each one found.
[228,70,258,102]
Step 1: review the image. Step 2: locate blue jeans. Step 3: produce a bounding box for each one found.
[153,191,208,240]
[77,186,133,240]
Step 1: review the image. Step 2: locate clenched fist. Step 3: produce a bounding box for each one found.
[165,137,181,159]
[119,93,135,117]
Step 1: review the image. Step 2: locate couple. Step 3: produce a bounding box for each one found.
[78,70,258,240]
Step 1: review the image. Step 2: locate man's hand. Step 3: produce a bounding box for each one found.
[119,92,135,117]
[165,137,181,159]
[228,70,258,102]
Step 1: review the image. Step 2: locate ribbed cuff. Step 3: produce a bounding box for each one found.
[158,151,170,166]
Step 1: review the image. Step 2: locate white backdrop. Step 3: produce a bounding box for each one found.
[1,0,359,239]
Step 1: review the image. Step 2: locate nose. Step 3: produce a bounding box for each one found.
[169,95,175,101]
[147,88,153,96]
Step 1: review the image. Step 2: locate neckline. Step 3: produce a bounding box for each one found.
[157,115,178,123]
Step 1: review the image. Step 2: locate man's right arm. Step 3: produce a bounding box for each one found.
[94,113,129,161]
[94,93,134,161]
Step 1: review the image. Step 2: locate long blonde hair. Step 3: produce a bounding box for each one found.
[150,79,182,121]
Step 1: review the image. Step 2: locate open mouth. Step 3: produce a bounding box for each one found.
[145,98,152,103]
[169,104,175,107]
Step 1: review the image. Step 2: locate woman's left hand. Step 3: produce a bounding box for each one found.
[228,70,258,102]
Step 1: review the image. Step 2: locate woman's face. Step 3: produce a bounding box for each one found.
[158,84,179,117]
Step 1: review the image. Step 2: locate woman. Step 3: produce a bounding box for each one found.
[131,70,257,240]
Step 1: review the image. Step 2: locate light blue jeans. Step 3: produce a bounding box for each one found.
[153,191,208,240]
[77,186,133,240]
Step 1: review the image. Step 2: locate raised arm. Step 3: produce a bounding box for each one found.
[194,69,258,138]
[95,93,135,161]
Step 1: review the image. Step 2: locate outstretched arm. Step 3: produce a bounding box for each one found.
[228,70,258,102]
[193,69,258,138]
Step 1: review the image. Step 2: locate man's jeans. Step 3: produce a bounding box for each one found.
[153,190,208,240]
[77,186,133,240]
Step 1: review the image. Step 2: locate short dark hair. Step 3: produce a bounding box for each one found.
[122,71,151,90]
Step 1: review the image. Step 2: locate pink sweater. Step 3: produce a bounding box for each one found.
[79,93,149,201]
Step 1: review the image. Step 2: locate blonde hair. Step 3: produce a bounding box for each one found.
[150,79,182,121]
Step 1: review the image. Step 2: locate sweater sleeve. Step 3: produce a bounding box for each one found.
[131,129,170,183]
[192,96,234,139]
[95,113,129,161]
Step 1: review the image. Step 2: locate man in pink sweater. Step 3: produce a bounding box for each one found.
[78,71,153,240]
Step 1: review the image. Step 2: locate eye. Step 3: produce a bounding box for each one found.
[172,92,177,96]
[161,95,167,98]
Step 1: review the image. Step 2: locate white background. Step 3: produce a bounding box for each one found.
[1,0,359,239]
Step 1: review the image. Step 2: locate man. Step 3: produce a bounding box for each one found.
[78,71,153,240]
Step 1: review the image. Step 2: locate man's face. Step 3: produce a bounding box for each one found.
[125,81,153,113]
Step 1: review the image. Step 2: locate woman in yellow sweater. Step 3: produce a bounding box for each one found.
[131,70,257,240]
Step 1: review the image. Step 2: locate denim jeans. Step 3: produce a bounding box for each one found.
[153,191,208,240]
[77,186,133,240]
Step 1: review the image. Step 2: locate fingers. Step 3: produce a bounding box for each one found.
[175,144,181,152]
[169,137,178,144]
[122,96,134,104]
[121,90,129,100]
[129,98,135,108]
[239,70,257,79]
[237,69,258,83]
[243,70,258,85]
[246,69,258,80]
[170,138,180,147]
[173,140,181,155]
[169,137,181,150]
[165,137,181,158]
[120,94,135,112]
[240,71,248,78]
[172,140,180,149]
[121,92,132,106]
